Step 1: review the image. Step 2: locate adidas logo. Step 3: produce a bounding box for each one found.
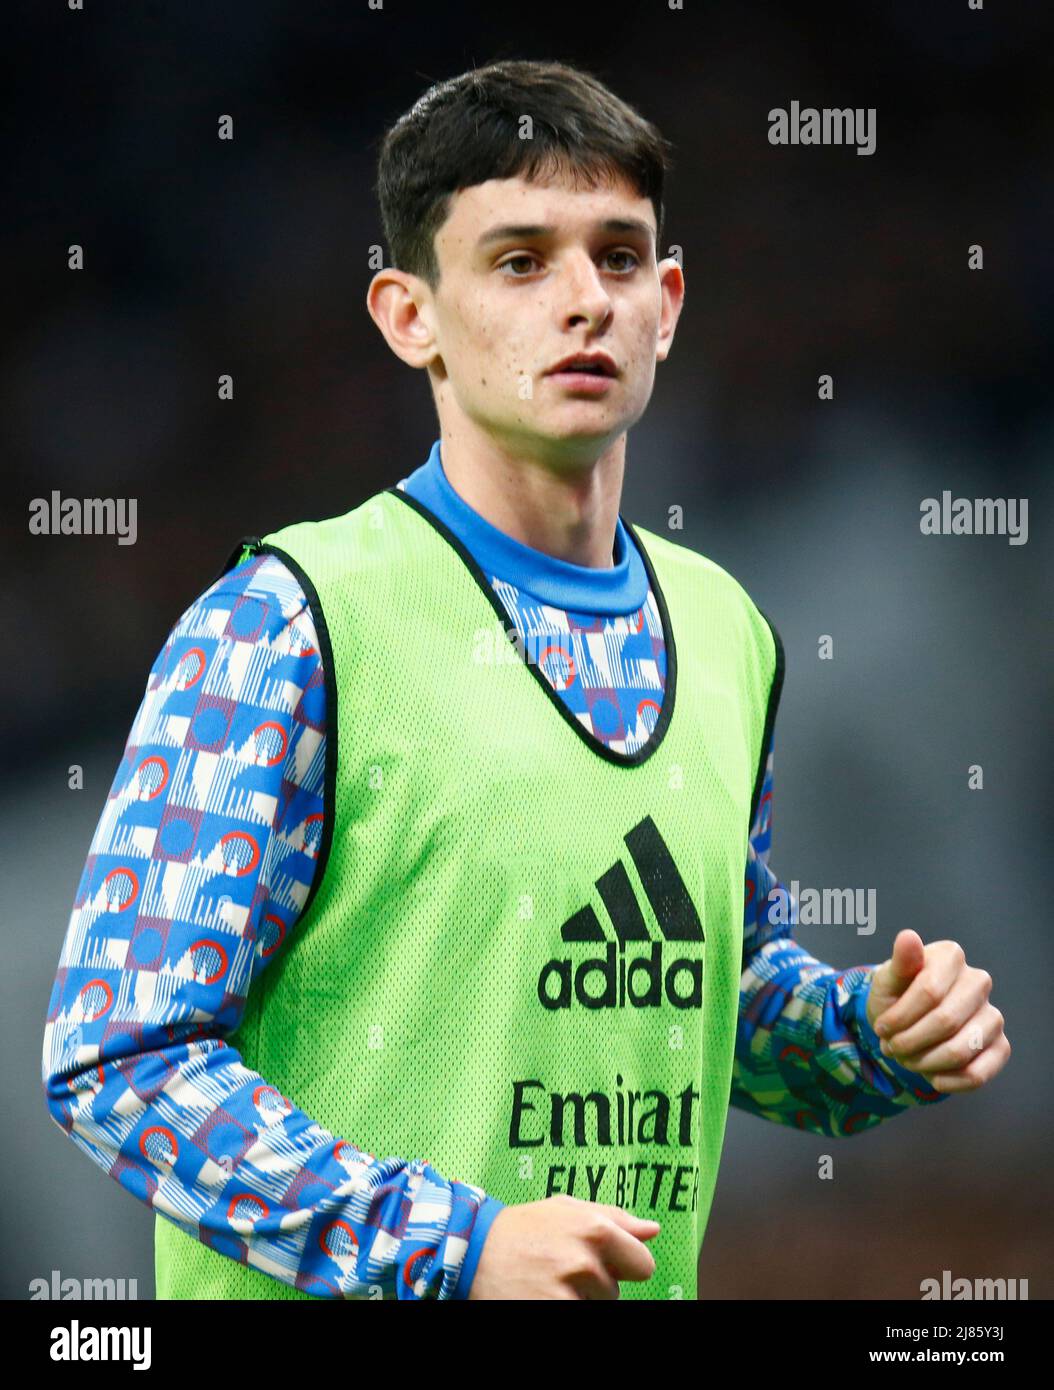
[538,816,705,1011]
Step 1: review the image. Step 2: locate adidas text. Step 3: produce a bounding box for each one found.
[538,940,702,1010]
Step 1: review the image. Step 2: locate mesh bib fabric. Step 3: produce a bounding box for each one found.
[156,486,781,1300]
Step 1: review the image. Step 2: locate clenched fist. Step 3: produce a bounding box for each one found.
[866,929,1010,1094]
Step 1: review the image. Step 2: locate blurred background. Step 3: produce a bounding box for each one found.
[3,0,1051,1299]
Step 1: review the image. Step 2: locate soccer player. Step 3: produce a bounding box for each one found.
[41,58,1010,1301]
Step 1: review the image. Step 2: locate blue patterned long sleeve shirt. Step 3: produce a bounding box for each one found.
[42,440,944,1300]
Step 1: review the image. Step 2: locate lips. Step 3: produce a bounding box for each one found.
[547,352,618,378]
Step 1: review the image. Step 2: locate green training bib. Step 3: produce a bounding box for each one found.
[156,484,781,1299]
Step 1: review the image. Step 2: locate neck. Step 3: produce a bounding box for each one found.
[436,421,626,569]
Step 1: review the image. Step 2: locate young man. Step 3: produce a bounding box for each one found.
[42,59,1009,1301]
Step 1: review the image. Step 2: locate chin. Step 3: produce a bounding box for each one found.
[546,407,640,444]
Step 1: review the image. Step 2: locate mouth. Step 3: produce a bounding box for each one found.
[545,355,618,394]
[546,353,618,379]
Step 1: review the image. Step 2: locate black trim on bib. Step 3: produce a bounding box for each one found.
[210,534,339,921]
[208,535,264,590]
[747,609,785,830]
[385,486,678,768]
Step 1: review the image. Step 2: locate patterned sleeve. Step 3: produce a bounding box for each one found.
[730,736,948,1136]
[42,551,504,1299]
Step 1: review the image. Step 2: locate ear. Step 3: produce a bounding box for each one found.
[654,256,685,365]
[365,268,440,370]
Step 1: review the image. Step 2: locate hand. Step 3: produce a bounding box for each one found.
[865,929,1010,1094]
[467,1194,661,1300]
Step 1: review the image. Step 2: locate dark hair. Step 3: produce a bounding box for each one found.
[374,58,675,289]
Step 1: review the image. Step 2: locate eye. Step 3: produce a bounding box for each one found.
[604,249,640,272]
[497,253,540,277]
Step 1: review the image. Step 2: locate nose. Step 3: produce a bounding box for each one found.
[559,250,613,331]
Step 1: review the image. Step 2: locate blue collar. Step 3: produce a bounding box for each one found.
[399,438,648,615]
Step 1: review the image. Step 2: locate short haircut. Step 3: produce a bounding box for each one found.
[374,58,675,289]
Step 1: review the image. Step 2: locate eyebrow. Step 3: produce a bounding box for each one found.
[476,217,655,248]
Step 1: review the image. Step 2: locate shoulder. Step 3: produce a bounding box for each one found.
[255,489,420,588]
[629,522,784,702]
[191,550,317,641]
[629,522,775,630]
[265,489,405,550]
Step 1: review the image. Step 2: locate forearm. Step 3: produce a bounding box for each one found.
[43,1027,504,1298]
[732,937,947,1137]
